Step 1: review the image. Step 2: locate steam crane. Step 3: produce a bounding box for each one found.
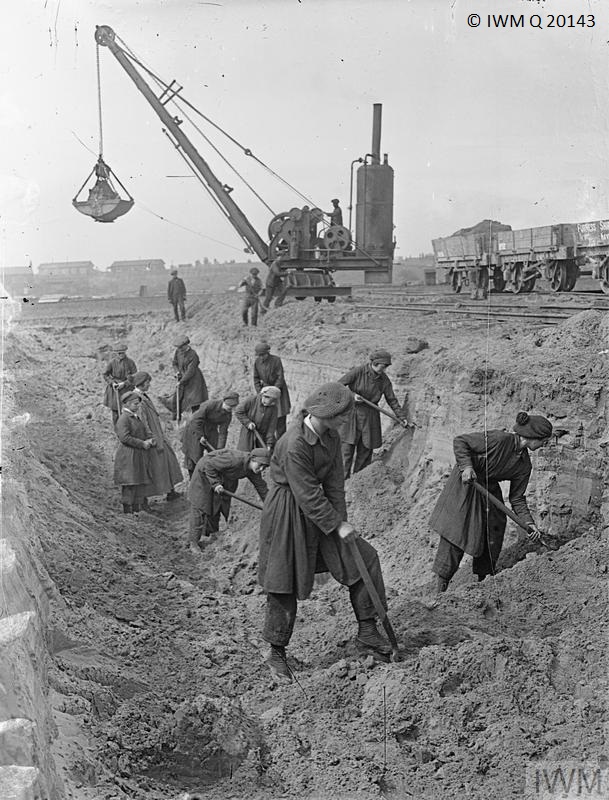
[94,25,395,299]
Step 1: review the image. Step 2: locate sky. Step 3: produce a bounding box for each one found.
[2,0,608,270]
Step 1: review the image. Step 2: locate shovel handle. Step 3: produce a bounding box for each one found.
[356,395,416,428]
[220,488,263,511]
[471,479,555,544]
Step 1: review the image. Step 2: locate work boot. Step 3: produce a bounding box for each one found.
[122,504,133,514]
[166,490,181,502]
[266,645,293,683]
[356,619,392,656]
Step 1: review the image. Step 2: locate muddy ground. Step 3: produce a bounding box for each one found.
[4,292,608,799]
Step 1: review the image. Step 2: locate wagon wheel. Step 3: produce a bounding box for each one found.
[512,263,526,294]
[601,280,609,295]
[548,261,568,292]
[564,260,579,292]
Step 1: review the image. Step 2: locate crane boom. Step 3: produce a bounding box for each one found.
[94,25,269,262]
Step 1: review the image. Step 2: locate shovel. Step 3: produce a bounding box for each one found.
[175,382,181,424]
[356,395,417,429]
[471,480,558,549]
[114,384,122,416]
[346,537,401,662]
[220,488,264,511]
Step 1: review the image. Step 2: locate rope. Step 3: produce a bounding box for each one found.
[96,43,104,157]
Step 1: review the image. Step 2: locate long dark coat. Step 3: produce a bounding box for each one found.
[135,391,183,494]
[337,363,404,449]
[253,354,291,418]
[103,356,138,410]
[188,449,268,518]
[234,395,278,451]
[167,276,186,301]
[181,400,233,470]
[429,430,534,557]
[258,415,366,600]
[113,411,152,487]
[173,347,208,411]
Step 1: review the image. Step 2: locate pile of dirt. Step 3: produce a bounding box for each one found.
[4,296,608,799]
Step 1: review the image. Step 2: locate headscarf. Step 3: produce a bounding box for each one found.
[222,391,240,405]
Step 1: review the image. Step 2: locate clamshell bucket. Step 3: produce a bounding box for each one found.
[73,157,134,223]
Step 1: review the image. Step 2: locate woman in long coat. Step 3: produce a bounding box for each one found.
[172,334,208,418]
[252,342,291,438]
[103,342,137,426]
[132,371,183,500]
[113,392,154,513]
[429,411,552,593]
[258,382,392,683]
[180,393,239,476]
[234,386,280,451]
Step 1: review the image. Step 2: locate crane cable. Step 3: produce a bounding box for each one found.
[96,42,104,157]
[114,34,320,211]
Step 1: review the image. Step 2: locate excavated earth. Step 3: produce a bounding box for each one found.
[2,292,608,800]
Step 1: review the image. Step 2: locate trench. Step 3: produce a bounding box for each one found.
[2,295,608,799]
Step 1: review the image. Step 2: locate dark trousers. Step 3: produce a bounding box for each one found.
[433,529,505,581]
[263,282,287,309]
[342,437,373,478]
[172,298,186,321]
[262,538,387,647]
[276,416,287,439]
[189,506,220,543]
[242,297,259,326]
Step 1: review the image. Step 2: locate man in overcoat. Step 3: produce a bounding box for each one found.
[239,266,265,326]
[234,386,280,451]
[188,447,269,550]
[338,349,409,477]
[132,372,183,501]
[258,382,392,683]
[167,268,187,321]
[253,342,291,439]
[170,334,208,420]
[113,392,154,513]
[429,411,552,594]
[103,342,137,426]
[181,392,240,477]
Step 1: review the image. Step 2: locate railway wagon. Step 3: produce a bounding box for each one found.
[434,218,609,295]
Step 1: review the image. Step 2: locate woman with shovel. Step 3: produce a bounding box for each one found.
[429,411,553,595]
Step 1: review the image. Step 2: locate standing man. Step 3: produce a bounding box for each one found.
[113,392,154,514]
[235,386,280,451]
[132,371,183,502]
[181,392,240,477]
[253,341,291,439]
[239,266,265,326]
[429,411,551,594]
[258,382,392,683]
[172,334,208,420]
[262,254,288,309]
[338,349,409,477]
[103,342,138,426]
[328,198,343,227]
[188,447,270,552]
[168,268,187,322]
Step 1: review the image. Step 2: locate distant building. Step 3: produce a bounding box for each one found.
[2,265,36,298]
[36,261,96,295]
[108,259,166,276]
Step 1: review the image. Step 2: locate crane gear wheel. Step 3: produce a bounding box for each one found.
[323,225,351,251]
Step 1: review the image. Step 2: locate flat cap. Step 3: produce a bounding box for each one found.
[170,268,178,275]
[249,448,271,465]
[370,348,392,365]
[249,267,260,275]
[113,342,128,352]
[304,382,354,419]
[513,411,553,440]
[132,371,151,387]
[254,341,271,355]
[222,391,240,404]
[173,334,190,347]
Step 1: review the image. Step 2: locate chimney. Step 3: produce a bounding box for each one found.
[371,104,382,165]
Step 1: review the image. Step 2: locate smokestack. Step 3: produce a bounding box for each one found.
[371,104,382,165]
